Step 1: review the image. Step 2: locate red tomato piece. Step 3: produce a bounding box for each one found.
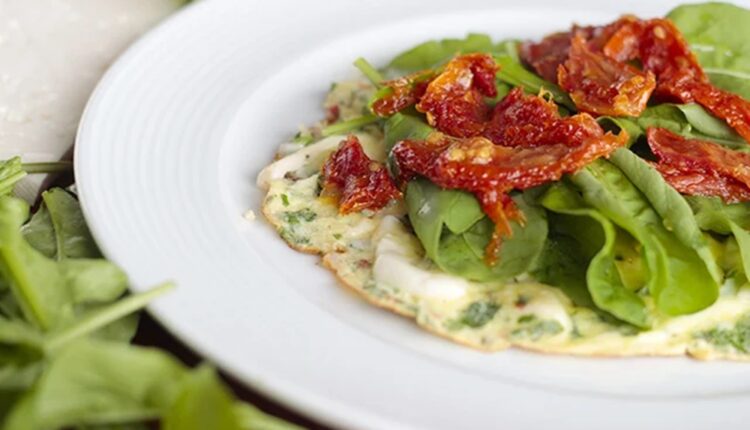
[321,136,402,213]
[371,70,435,117]
[558,35,655,117]
[392,111,627,262]
[520,31,573,82]
[484,88,612,147]
[415,53,499,137]
[647,127,750,203]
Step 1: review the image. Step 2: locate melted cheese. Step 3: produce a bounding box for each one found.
[373,216,469,300]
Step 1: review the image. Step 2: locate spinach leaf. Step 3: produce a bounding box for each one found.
[162,366,242,430]
[609,148,723,284]
[668,2,750,99]
[539,183,650,327]
[383,113,433,153]
[571,159,719,316]
[0,196,74,330]
[406,178,547,282]
[0,158,26,197]
[386,33,495,74]
[633,104,745,149]
[686,196,750,277]
[22,188,101,260]
[494,54,575,110]
[3,340,186,430]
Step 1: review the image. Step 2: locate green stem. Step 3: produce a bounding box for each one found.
[45,282,175,352]
[322,114,379,137]
[22,161,73,174]
[353,57,384,87]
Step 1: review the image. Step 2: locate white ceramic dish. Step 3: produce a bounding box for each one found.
[75,0,750,428]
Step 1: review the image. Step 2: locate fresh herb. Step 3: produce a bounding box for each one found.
[282,209,317,224]
[695,313,750,353]
[279,194,290,207]
[511,315,564,341]
[460,301,500,328]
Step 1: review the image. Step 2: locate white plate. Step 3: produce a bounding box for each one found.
[75,0,750,428]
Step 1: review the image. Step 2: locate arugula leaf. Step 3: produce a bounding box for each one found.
[539,183,650,327]
[571,159,719,316]
[406,179,547,282]
[669,2,750,99]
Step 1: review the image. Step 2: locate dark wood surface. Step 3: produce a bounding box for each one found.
[133,312,330,430]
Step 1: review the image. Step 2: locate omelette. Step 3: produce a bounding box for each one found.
[257,5,750,360]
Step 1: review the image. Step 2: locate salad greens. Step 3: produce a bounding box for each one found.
[0,170,298,429]
[406,179,547,282]
[340,1,750,330]
[540,183,650,327]
[669,2,750,99]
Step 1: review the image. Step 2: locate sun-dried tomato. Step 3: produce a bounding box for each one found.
[647,127,750,203]
[416,53,499,138]
[321,136,402,213]
[558,35,655,117]
[520,31,573,83]
[371,70,435,117]
[393,110,627,262]
[484,88,610,147]
[519,16,640,82]
[637,19,706,87]
[599,16,643,62]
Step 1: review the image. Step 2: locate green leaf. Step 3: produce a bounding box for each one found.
[406,179,547,282]
[571,159,719,316]
[5,340,186,430]
[0,196,73,330]
[633,104,745,150]
[60,259,129,305]
[383,113,433,153]
[687,196,750,277]
[45,283,174,352]
[0,158,27,197]
[494,54,575,110]
[20,205,56,260]
[669,2,750,99]
[609,148,723,284]
[26,189,101,260]
[234,403,303,430]
[386,33,495,74]
[162,366,242,430]
[539,183,650,327]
